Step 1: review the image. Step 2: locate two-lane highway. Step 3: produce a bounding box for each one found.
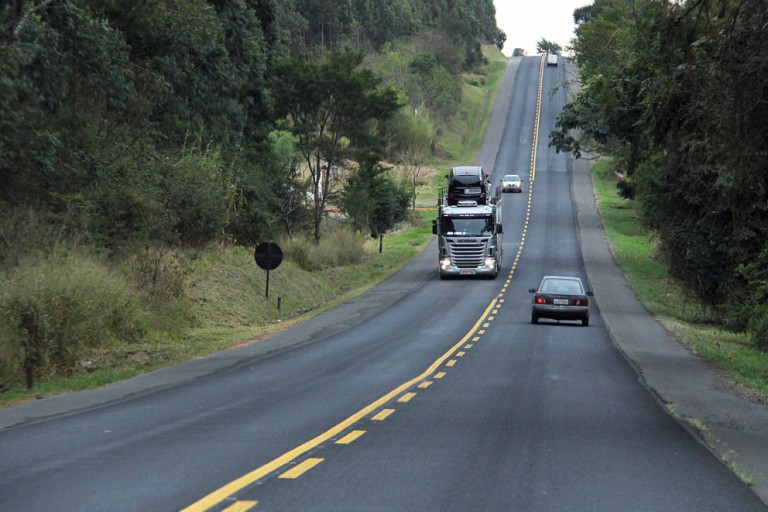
[1,56,765,512]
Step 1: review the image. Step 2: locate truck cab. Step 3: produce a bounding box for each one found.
[432,199,503,279]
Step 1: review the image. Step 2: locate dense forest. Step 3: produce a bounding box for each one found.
[551,0,768,348]
[0,0,503,389]
[0,0,502,254]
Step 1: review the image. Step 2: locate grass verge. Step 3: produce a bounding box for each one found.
[0,211,436,407]
[591,160,768,400]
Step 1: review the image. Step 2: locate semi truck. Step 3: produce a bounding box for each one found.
[432,189,503,279]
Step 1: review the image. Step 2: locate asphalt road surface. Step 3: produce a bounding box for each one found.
[1,56,766,512]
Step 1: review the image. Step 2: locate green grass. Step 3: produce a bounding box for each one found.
[592,160,768,398]
[0,210,437,407]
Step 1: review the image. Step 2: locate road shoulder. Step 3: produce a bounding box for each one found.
[571,155,768,504]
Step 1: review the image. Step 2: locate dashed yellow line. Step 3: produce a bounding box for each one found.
[279,458,323,479]
[372,409,395,421]
[501,55,544,290]
[336,430,366,445]
[182,57,548,512]
[398,392,417,403]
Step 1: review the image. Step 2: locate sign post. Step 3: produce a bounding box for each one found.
[254,242,283,299]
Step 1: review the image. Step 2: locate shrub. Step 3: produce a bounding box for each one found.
[0,251,145,388]
[317,229,366,267]
[749,306,768,351]
[162,144,233,246]
[281,229,366,271]
[127,248,188,301]
[0,204,68,267]
[281,236,317,271]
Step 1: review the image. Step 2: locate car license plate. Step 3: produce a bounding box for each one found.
[461,269,476,275]
[553,298,569,305]
[465,188,481,194]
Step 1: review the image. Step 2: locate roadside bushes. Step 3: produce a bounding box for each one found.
[748,311,768,351]
[281,228,366,271]
[0,252,145,389]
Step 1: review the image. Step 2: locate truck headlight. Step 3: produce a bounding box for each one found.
[485,257,495,269]
[440,258,451,270]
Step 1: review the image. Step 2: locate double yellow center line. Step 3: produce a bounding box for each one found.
[182,55,547,512]
[182,301,497,512]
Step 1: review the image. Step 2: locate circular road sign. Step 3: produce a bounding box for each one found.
[254,242,283,271]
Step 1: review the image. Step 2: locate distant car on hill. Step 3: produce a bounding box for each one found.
[547,53,558,67]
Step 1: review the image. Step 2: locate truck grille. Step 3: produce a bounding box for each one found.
[448,240,486,268]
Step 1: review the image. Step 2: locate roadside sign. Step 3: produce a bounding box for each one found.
[254,242,283,271]
[254,242,283,298]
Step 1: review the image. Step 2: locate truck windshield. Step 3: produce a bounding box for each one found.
[441,217,494,236]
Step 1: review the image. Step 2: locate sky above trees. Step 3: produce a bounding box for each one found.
[493,0,588,55]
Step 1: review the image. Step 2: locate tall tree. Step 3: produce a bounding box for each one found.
[551,0,768,346]
[340,154,409,250]
[389,107,435,210]
[272,48,401,242]
[536,38,562,55]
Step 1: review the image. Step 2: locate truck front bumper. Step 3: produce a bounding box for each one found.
[439,258,497,277]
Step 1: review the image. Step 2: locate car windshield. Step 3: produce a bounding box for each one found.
[540,278,583,294]
[504,175,520,182]
[441,216,494,236]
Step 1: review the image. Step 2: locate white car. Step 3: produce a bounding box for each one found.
[546,53,558,67]
[501,174,523,193]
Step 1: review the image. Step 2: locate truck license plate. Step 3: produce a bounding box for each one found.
[461,269,476,276]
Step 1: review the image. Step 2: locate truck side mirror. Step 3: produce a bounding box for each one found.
[496,223,503,234]
[432,220,438,235]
